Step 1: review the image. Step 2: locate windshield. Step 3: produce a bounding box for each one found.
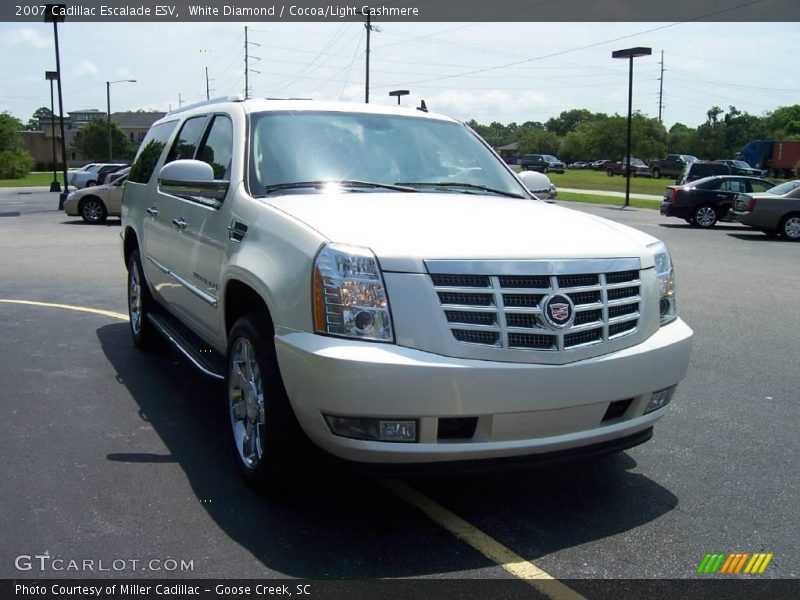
[543,155,559,162]
[766,181,800,195]
[731,160,751,168]
[248,110,526,198]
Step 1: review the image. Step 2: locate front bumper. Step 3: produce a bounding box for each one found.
[275,319,693,464]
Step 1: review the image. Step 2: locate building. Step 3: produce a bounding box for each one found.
[22,109,164,166]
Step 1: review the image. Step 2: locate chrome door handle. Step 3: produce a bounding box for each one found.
[172,217,187,230]
[146,207,159,216]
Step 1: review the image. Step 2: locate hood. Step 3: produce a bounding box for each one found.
[265,192,659,272]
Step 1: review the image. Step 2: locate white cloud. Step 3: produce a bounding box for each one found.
[75,60,98,78]
[114,67,135,80]
[1,28,52,49]
[424,89,549,122]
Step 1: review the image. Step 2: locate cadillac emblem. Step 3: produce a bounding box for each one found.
[541,294,575,329]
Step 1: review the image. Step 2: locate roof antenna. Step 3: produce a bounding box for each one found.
[417,99,428,113]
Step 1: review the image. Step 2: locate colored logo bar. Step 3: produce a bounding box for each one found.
[697,553,773,574]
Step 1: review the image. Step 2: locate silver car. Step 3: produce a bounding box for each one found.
[730,180,800,240]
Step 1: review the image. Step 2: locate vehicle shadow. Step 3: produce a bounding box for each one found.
[658,222,749,231]
[726,232,784,242]
[60,219,122,226]
[97,322,679,578]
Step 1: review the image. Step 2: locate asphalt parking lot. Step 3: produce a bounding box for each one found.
[1,188,798,594]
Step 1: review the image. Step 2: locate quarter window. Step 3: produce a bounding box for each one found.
[128,120,178,184]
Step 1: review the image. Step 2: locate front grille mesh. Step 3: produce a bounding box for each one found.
[432,266,641,352]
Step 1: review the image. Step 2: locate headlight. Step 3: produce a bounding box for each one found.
[313,243,394,342]
[649,241,676,325]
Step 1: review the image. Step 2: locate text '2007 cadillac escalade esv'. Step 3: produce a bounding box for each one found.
[121,97,693,491]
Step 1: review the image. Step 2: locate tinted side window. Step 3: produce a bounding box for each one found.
[750,181,773,193]
[197,115,233,180]
[129,120,178,184]
[166,116,208,164]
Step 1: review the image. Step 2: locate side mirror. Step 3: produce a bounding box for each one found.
[158,159,229,205]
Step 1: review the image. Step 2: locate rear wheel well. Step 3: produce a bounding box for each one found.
[123,228,139,268]
[225,280,273,337]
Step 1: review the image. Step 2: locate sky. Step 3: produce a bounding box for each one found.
[1,20,798,132]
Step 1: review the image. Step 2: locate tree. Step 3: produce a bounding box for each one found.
[73,120,130,161]
[0,112,24,152]
[25,107,53,131]
[518,129,561,155]
[0,112,33,179]
[763,105,800,140]
[545,108,594,137]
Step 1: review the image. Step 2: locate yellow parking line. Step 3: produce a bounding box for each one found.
[382,480,587,600]
[4,296,583,596]
[0,299,129,322]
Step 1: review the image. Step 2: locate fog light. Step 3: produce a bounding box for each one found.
[324,415,417,442]
[645,387,675,414]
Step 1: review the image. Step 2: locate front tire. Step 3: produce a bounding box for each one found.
[127,249,162,351]
[80,197,108,224]
[653,168,661,179]
[607,169,614,177]
[227,314,307,492]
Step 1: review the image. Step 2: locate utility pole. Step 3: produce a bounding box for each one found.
[658,50,665,123]
[206,66,211,100]
[243,26,261,99]
[365,13,371,103]
[178,92,183,108]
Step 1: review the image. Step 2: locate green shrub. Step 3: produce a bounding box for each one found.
[0,148,34,179]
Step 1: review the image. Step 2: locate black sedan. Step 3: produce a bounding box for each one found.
[660,175,776,228]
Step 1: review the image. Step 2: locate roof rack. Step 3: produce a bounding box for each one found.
[166,94,245,116]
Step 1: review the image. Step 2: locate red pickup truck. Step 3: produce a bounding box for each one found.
[606,158,650,177]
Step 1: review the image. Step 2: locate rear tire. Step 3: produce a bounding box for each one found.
[607,169,613,177]
[226,313,309,492]
[127,249,163,351]
[779,213,800,240]
[693,205,718,228]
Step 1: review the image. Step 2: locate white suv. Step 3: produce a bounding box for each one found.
[121,97,692,490]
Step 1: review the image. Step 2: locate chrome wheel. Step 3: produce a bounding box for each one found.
[695,206,717,228]
[229,337,265,469]
[128,265,142,335]
[783,216,800,239]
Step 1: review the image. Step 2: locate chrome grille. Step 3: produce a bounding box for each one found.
[432,265,641,352]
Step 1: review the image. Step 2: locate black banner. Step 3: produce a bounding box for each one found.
[4,0,800,22]
[4,579,800,600]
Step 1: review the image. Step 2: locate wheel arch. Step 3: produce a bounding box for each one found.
[223,275,276,338]
[123,227,139,267]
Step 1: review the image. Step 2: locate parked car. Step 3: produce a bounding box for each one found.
[660,175,776,228]
[569,161,589,169]
[677,160,732,185]
[69,163,128,189]
[729,180,800,240]
[517,170,557,200]
[606,158,649,177]
[591,159,611,170]
[102,166,131,184]
[121,98,692,490]
[518,153,565,174]
[713,159,764,177]
[649,154,697,179]
[63,174,127,224]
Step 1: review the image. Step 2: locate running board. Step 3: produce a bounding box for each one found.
[147,310,225,380]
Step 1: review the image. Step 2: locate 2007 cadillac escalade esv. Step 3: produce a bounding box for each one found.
[121,97,693,490]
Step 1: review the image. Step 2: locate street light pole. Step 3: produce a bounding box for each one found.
[44,4,68,207]
[45,70,60,192]
[389,90,409,105]
[106,79,136,162]
[612,46,651,208]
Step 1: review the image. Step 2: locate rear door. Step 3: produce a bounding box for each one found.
[165,114,235,343]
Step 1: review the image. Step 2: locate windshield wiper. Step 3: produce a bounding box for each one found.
[395,181,525,199]
[258,179,418,195]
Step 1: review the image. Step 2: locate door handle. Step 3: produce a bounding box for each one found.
[146,207,159,216]
[172,217,187,230]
